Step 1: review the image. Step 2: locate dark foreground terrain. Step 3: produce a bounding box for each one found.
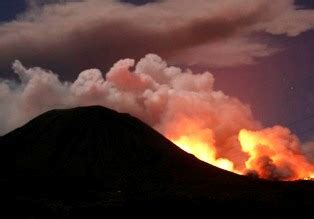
[2,106,313,217]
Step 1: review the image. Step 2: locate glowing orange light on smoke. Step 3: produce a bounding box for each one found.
[167,123,314,181]
[173,135,235,172]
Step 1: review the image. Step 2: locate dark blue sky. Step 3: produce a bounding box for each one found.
[1,0,314,140]
[0,0,158,22]
[211,30,314,140]
[1,0,312,21]
[0,1,26,21]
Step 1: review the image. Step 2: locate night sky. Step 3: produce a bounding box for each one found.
[0,0,313,140]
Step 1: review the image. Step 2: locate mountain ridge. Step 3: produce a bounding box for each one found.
[3,105,314,217]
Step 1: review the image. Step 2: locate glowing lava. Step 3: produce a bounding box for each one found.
[173,135,234,172]
[238,127,314,180]
[169,125,314,181]
[166,117,236,172]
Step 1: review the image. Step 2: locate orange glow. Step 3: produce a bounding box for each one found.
[215,158,235,172]
[173,135,235,172]
[238,128,314,180]
[166,116,236,172]
[167,122,314,181]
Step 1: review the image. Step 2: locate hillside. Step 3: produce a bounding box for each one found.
[2,106,313,217]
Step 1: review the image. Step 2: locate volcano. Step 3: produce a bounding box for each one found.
[3,106,313,217]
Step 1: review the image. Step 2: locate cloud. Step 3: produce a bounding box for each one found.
[0,0,313,78]
[169,37,278,67]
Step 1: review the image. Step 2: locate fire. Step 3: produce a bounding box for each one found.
[166,117,236,172]
[238,128,314,180]
[173,135,234,172]
[168,124,314,181]
[215,158,235,172]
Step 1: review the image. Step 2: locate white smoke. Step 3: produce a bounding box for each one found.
[0,54,258,135]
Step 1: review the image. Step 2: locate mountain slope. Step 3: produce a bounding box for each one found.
[9,106,237,180]
[2,106,313,217]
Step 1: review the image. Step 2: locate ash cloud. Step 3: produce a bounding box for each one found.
[1,54,259,137]
[0,0,313,78]
[1,54,313,180]
[0,0,313,180]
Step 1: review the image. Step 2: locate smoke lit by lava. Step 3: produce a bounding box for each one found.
[1,54,313,180]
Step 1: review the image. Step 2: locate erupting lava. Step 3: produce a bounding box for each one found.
[168,125,314,181]
[238,128,314,180]
[172,135,235,172]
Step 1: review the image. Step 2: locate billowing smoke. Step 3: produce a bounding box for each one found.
[1,54,313,180]
[239,126,314,180]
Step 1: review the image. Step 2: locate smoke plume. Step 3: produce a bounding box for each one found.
[1,54,313,180]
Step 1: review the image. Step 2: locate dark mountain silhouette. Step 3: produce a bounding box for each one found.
[3,106,313,217]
